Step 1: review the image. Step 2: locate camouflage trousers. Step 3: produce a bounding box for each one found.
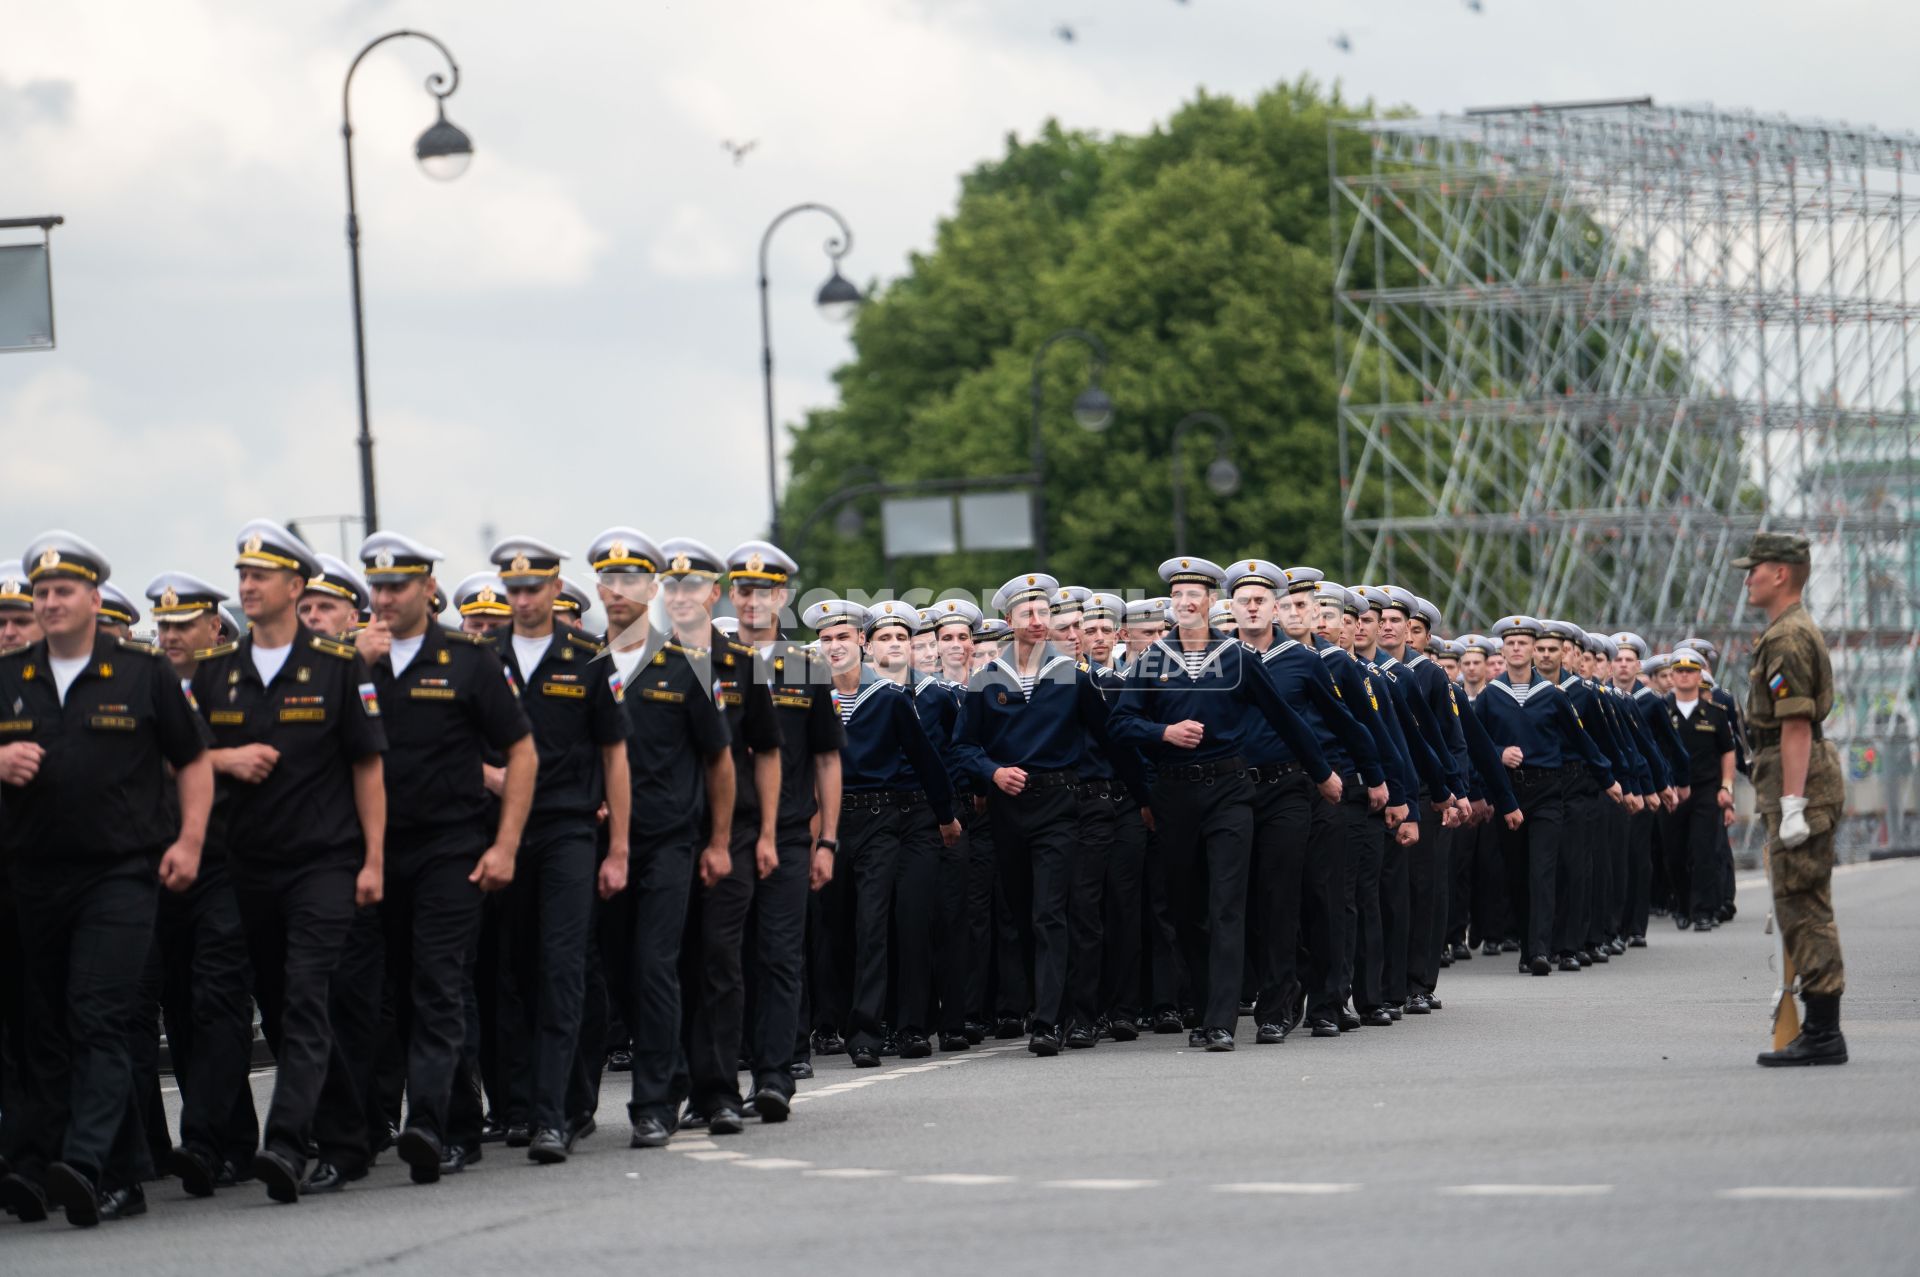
[1762,810,1847,998]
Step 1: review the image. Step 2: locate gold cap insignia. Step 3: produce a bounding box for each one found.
[746,552,765,573]
[1248,562,1256,571]
[510,554,532,574]
[38,548,60,570]
[161,586,180,608]
[373,548,396,569]
[670,553,692,573]
[477,587,496,606]
[883,603,895,613]
[1181,559,1190,569]
[609,539,628,561]
[1026,575,1036,585]
[945,601,956,611]
[1,579,19,595]
[242,533,264,556]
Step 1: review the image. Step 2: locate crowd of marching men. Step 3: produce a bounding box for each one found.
[0,522,1746,1226]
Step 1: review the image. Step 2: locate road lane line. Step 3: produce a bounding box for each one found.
[1211,1182,1363,1195]
[734,1158,814,1171]
[1042,1179,1161,1191]
[906,1173,1017,1186]
[1438,1184,1613,1197]
[1718,1187,1911,1201]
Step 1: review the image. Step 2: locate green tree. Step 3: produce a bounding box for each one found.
[779,80,1393,600]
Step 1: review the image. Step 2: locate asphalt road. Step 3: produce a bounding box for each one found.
[9,859,1919,1276]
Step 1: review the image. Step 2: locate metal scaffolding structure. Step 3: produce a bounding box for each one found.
[1331,99,1920,854]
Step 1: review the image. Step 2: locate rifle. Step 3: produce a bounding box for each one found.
[1763,843,1801,1049]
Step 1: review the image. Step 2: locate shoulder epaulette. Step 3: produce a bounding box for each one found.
[309,634,357,659]
[193,642,238,661]
[0,643,28,659]
[725,638,755,658]
[1076,660,1090,673]
[444,630,486,645]
[565,630,605,654]
[115,637,162,656]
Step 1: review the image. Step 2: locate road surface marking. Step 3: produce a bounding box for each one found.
[1212,1182,1363,1195]
[1438,1184,1613,1197]
[1718,1187,1911,1201]
[906,1173,1017,1186]
[735,1158,814,1171]
[1042,1178,1161,1191]
[804,1168,895,1180]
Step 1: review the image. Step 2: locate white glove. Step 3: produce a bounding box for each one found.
[1778,795,1810,849]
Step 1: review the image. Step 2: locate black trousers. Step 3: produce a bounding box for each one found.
[1467,818,1512,945]
[1446,813,1477,947]
[1098,797,1148,1024]
[840,796,941,1047]
[1557,783,1600,955]
[1675,787,1726,922]
[1589,801,1623,948]
[235,851,358,1170]
[622,830,695,1125]
[1499,769,1567,962]
[747,827,812,1097]
[153,857,257,1163]
[987,782,1079,1031]
[806,832,853,1036]
[1333,804,1384,1015]
[13,857,157,1190]
[674,821,756,1116]
[1301,792,1363,1021]
[0,862,32,1169]
[500,818,596,1133]
[1379,816,1412,1004]
[1152,770,1255,1032]
[957,802,997,1026]
[1621,808,1654,939]
[1064,784,1120,1032]
[1409,804,1449,997]
[1245,771,1314,1026]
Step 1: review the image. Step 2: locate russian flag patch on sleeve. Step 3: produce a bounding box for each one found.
[1768,673,1789,699]
[358,682,382,717]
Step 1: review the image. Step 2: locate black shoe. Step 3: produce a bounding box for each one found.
[1386,1004,1403,1021]
[963,1021,988,1044]
[1575,949,1595,966]
[1237,1000,1255,1017]
[1480,940,1501,957]
[811,1028,846,1055]
[708,1105,745,1136]
[1065,1025,1098,1049]
[1187,1028,1207,1048]
[504,1123,532,1148]
[1758,995,1849,1066]
[1588,947,1609,963]
[992,1017,1024,1040]
[1530,956,1552,976]
[1338,1007,1362,1032]
[880,1027,900,1057]
[1360,1008,1394,1027]
[1452,943,1473,961]
[789,1059,814,1080]
[528,1128,569,1164]
[1153,1008,1184,1034]
[680,1107,709,1129]
[1629,935,1648,948]
[1675,913,1691,930]
[849,1044,880,1068]
[752,1087,791,1123]
[899,1031,933,1059]
[1107,1016,1140,1042]
[1255,1021,1285,1044]
[45,1162,101,1228]
[1309,1017,1341,1038]
[0,1172,49,1222]
[629,1116,674,1149]
[1693,915,1716,931]
[396,1127,444,1185]
[256,1148,304,1203]
[1559,956,1581,972]
[439,1144,470,1175]
[1204,1028,1236,1052]
[1501,940,1520,953]
[1405,994,1432,1015]
[300,1160,363,1194]
[371,1121,398,1158]
[215,1157,249,1187]
[1182,1006,1201,1029]
[568,1115,596,1150]
[1028,1026,1063,1056]
[1426,995,1443,1010]
[1717,903,1737,923]
[606,1046,633,1073]
[938,1030,970,1052]
[1438,949,1453,968]
[167,1144,218,1198]
[98,1183,146,1223]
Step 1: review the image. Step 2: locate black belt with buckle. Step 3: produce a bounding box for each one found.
[1011,769,1079,791]
[1077,777,1114,799]
[1244,760,1304,784]
[1164,755,1247,786]
[843,789,925,812]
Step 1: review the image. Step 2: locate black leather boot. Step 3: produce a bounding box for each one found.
[1757,993,1848,1067]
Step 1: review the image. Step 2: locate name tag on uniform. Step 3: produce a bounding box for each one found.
[771,692,813,709]
[209,710,246,726]
[87,714,137,731]
[641,688,685,704]
[542,683,586,699]
[1694,720,1717,733]
[410,687,457,701]
[0,718,32,733]
[279,707,327,723]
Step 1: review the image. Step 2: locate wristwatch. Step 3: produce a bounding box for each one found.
[816,838,839,852]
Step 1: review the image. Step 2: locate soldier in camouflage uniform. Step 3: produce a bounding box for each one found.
[1734,531,1848,1067]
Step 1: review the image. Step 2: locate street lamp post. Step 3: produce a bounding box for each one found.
[760,203,861,546]
[1028,328,1114,569]
[1170,411,1240,556]
[341,29,473,536]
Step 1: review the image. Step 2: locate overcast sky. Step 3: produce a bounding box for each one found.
[4,0,1917,615]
